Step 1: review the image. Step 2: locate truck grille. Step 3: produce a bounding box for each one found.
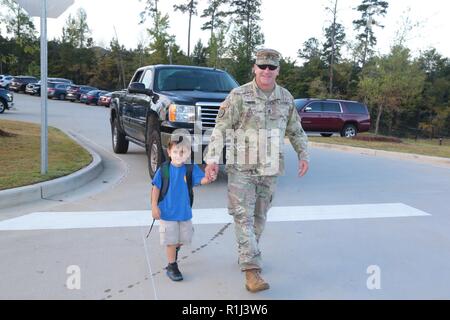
[197,102,222,129]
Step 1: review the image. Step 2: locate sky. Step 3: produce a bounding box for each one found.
[25,0,450,63]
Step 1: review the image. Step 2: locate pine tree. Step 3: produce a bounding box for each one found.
[62,8,92,49]
[228,0,264,84]
[173,0,198,58]
[323,0,346,95]
[353,0,389,66]
[201,0,230,69]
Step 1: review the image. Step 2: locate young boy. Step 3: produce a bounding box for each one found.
[151,138,211,282]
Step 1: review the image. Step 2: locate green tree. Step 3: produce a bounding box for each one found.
[228,0,264,84]
[206,24,228,69]
[353,0,389,66]
[323,0,346,95]
[417,49,450,137]
[0,0,38,74]
[276,58,302,98]
[173,0,198,58]
[201,0,230,68]
[201,0,229,40]
[297,38,328,98]
[298,38,321,61]
[146,12,187,65]
[308,77,329,98]
[358,46,425,135]
[62,8,93,49]
[192,39,207,66]
[139,0,159,25]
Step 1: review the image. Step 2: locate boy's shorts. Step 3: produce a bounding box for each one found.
[159,220,194,246]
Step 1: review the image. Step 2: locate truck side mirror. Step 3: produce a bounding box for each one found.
[128,82,154,97]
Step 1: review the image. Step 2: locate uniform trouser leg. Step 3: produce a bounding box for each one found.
[228,172,277,271]
[255,176,277,243]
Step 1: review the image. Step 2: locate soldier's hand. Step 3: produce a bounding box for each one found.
[205,163,219,181]
[298,160,309,177]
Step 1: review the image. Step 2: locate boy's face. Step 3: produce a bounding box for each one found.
[168,144,190,166]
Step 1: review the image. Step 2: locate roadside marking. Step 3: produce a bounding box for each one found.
[0,203,430,231]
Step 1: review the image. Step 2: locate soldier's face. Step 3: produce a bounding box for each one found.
[254,64,279,90]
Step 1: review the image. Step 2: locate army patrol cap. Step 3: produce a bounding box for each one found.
[255,48,281,67]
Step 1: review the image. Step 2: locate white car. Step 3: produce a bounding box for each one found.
[0,75,14,89]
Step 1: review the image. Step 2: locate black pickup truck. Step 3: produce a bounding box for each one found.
[0,88,14,114]
[110,64,239,177]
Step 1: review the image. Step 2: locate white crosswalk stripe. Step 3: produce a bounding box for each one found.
[0,203,430,231]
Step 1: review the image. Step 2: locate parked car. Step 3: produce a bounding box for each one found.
[9,76,38,93]
[26,80,69,96]
[47,82,70,100]
[79,92,89,104]
[66,85,97,102]
[295,98,371,138]
[0,75,14,89]
[0,88,14,113]
[85,90,109,105]
[25,81,41,95]
[98,92,112,107]
[48,77,72,84]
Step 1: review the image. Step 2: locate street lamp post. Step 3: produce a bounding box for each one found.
[16,0,74,174]
[40,0,48,174]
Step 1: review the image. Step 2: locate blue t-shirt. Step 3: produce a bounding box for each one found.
[152,163,205,221]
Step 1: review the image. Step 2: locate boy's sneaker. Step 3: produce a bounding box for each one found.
[166,262,183,282]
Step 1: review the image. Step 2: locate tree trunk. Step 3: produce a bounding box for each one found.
[329,0,338,96]
[375,103,384,136]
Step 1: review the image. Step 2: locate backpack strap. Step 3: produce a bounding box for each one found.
[186,164,194,207]
[158,161,171,204]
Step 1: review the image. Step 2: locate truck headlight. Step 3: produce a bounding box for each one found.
[6,93,13,102]
[169,104,195,123]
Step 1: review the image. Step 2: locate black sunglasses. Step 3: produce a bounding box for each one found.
[256,64,278,71]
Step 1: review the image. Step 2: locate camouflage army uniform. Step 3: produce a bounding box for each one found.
[205,63,309,272]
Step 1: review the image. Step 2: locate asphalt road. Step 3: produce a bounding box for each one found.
[0,93,449,300]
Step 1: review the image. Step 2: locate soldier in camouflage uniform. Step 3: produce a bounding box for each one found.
[205,48,310,293]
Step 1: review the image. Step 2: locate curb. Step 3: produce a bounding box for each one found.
[310,142,450,167]
[0,132,103,210]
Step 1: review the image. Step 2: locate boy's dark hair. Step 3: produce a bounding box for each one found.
[168,136,190,150]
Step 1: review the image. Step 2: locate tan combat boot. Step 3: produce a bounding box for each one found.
[245,269,270,293]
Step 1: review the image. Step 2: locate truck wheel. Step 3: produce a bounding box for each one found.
[0,100,6,114]
[147,130,163,178]
[111,117,129,153]
[341,124,357,138]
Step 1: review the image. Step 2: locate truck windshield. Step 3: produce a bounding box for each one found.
[155,67,238,92]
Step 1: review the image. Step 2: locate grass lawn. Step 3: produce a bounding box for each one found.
[308,133,450,159]
[0,119,92,191]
